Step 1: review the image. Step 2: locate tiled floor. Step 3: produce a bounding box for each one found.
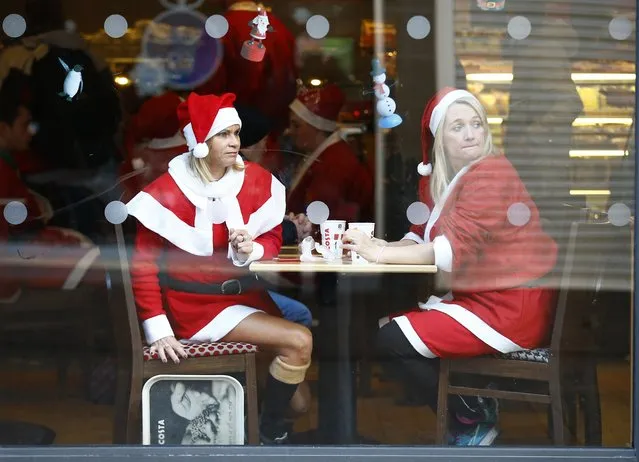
[0,356,632,447]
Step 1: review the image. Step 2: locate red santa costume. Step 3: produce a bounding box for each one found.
[0,149,102,301]
[387,88,558,358]
[125,92,286,345]
[120,92,187,202]
[287,84,374,222]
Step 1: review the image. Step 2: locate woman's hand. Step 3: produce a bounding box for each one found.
[149,336,188,364]
[342,229,383,262]
[229,228,254,256]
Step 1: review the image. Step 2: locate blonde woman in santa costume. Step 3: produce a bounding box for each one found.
[126,92,312,445]
[343,88,558,446]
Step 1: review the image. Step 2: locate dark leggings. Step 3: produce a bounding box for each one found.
[377,320,482,420]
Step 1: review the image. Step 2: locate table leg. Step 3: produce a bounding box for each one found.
[316,272,358,444]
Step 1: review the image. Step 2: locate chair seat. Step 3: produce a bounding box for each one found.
[497,347,550,363]
[143,341,258,361]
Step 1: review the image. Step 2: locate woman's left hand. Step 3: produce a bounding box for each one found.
[229,228,254,256]
[342,229,381,262]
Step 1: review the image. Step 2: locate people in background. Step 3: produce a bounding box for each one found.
[343,88,558,446]
[126,92,312,444]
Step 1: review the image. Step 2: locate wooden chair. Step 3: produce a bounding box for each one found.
[109,222,260,445]
[436,222,631,445]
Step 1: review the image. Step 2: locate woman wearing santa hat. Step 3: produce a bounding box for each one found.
[125,92,311,444]
[343,87,558,446]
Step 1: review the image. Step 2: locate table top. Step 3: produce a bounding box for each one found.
[249,255,438,274]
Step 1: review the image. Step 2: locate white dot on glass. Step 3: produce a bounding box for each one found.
[609,16,633,41]
[406,202,430,225]
[64,19,77,33]
[104,14,128,39]
[205,15,229,39]
[507,202,531,227]
[307,201,330,224]
[3,14,27,38]
[293,7,312,25]
[28,122,39,135]
[104,200,128,225]
[608,202,631,227]
[306,15,329,39]
[4,201,27,225]
[210,201,228,224]
[507,16,531,40]
[406,16,431,39]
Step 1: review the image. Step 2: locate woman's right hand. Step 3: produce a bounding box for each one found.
[149,336,188,364]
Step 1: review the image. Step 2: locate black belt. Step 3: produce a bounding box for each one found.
[164,274,262,296]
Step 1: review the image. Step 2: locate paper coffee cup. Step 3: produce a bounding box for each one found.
[348,222,375,263]
[320,220,346,260]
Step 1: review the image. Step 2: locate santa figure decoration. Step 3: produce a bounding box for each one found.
[370,59,402,129]
[240,8,274,62]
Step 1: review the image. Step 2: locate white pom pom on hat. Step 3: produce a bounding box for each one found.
[177,92,242,158]
[418,87,478,176]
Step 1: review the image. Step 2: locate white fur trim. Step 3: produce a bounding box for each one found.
[182,107,242,152]
[423,164,471,242]
[142,314,175,345]
[126,191,214,256]
[429,89,478,135]
[432,235,453,273]
[230,241,265,267]
[289,98,338,132]
[378,315,390,328]
[0,288,22,304]
[61,246,101,290]
[418,295,524,353]
[402,231,425,244]
[246,175,286,237]
[147,131,186,150]
[417,162,432,176]
[188,305,262,342]
[193,142,209,158]
[392,316,438,358]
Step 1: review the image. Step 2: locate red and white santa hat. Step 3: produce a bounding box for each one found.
[418,87,480,176]
[289,84,345,132]
[177,92,242,158]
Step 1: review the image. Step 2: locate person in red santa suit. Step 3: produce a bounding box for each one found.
[196,0,297,138]
[125,92,311,445]
[120,92,187,202]
[0,92,102,301]
[287,84,374,226]
[343,88,558,446]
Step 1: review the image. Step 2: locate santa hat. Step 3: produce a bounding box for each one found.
[418,87,480,176]
[177,92,242,158]
[289,84,345,132]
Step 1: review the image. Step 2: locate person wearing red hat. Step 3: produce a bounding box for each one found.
[120,92,187,201]
[125,92,312,444]
[343,87,558,446]
[286,84,374,224]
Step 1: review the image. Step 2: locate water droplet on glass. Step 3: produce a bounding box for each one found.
[293,7,312,25]
[205,15,229,39]
[307,201,330,224]
[507,16,531,40]
[507,202,531,227]
[406,202,430,225]
[3,14,26,38]
[3,201,27,225]
[406,15,431,39]
[64,19,77,33]
[608,202,631,227]
[104,14,128,39]
[104,201,128,225]
[609,16,633,40]
[306,15,329,39]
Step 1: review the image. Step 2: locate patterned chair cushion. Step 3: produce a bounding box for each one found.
[497,347,550,363]
[143,341,258,361]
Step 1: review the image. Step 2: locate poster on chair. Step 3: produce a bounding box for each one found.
[142,374,244,445]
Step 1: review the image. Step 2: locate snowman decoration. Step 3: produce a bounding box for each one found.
[370,59,402,129]
[240,8,274,62]
[57,57,84,102]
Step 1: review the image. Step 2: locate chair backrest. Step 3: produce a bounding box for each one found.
[550,222,632,356]
[108,221,143,370]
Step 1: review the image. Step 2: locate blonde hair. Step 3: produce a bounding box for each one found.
[430,97,496,204]
[188,137,245,183]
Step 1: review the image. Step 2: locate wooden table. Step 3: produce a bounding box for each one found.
[250,256,437,444]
